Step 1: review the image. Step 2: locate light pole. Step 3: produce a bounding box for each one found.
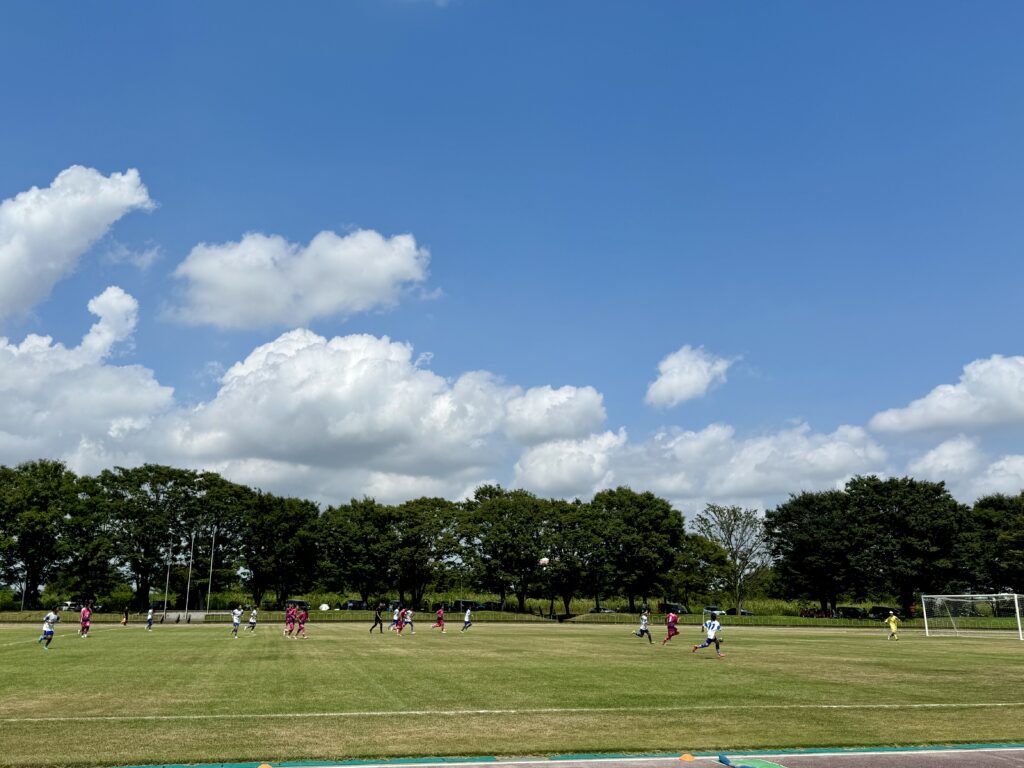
[183,531,196,621]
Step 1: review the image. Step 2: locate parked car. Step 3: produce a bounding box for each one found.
[480,601,505,611]
[58,601,83,612]
[283,599,310,611]
[149,600,171,611]
[836,606,867,620]
[867,606,902,620]
[589,607,616,614]
[703,606,723,616]
[659,602,686,614]
[341,600,368,610]
[725,608,754,616]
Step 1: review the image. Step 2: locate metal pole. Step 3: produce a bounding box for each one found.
[162,533,173,621]
[183,532,195,621]
[1014,593,1022,642]
[20,569,27,612]
[921,594,930,638]
[205,525,217,612]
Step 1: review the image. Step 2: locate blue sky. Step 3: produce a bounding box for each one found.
[2,2,1023,513]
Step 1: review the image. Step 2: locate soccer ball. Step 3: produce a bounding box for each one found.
[538,557,550,566]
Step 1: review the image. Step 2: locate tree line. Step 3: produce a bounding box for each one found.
[1,459,1022,614]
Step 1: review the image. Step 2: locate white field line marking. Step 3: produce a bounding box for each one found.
[4,701,1024,724]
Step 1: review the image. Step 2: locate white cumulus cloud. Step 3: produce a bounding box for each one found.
[645,345,735,407]
[0,166,153,319]
[504,385,606,444]
[170,229,430,328]
[0,286,173,473]
[969,455,1024,499]
[870,355,1024,433]
[907,436,984,481]
[513,430,627,498]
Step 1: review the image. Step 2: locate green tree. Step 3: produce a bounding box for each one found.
[318,498,396,604]
[592,487,684,612]
[958,493,1024,593]
[0,460,78,608]
[666,532,730,611]
[543,499,605,614]
[391,497,460,607]
[692,504,769,612]
[237,491,319,606]
[845,475,969,614]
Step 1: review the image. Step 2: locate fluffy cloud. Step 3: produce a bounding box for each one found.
[870,355,1024,433]
[504,385,606,444]
[645,345,735,407]
[0,166,153,319]
[170,229,430,328]
[969,455,1024,499]
[513,430,627,498]
[907,436,984,481]
[0,286,173,473]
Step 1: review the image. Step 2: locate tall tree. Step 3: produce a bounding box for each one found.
[845,475,968,614]
[319,498,396,603]
[592,487,684,612]
[0,460,78,608]
[692,504,769,612]
[391,497,459,607]
[237,491,319,606]
[667,533,730,611]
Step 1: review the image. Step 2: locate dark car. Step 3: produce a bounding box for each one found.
[341,600,368,610]
[836,606,867,620]
[480,601,505,611]
[725,608,754,616]
[149,600,171,611]
[867,606,902,620]
[284,599,310,611]
[659,602,686,614]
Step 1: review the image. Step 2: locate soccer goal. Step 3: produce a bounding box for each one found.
[921,594,1023,639]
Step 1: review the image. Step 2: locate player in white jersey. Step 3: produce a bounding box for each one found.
[633,610,653,643]
[390,606,400,631]
[404,608,415,634]
[461,607,472,632]
[247,607,258,632]
[38,608,61,650]
[146,608,154,631]
[693,614,724,657]
[231,606,243,638]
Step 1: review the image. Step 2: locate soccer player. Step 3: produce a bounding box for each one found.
[884,610,900,641]
[146,607,154,631]
[231,605,243,638]
[432,606,446,633]
[395,607,406,635]
[693,613,724,657]
[284,605,296,638]
[121,606,129,626]
[461,607,473,632]
[370,603,385,634]
[390,605,400,631]
[296,607,308,639]
[247,607,258,633]
[661,610,679,645]
[404,607,415,635]
[634,610,653,644]
[38,607,60,650]
[79,603,92,638]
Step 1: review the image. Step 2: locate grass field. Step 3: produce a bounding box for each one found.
[1,621,1023,768]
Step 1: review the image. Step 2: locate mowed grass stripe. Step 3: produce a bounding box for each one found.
[1,622,1023,767]
[5,700,1024,723]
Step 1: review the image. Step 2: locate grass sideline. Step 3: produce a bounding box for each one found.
[1,622,1023,767]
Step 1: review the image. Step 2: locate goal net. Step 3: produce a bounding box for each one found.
[921,593,1023,639]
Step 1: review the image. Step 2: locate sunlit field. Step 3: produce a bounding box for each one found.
[1,620,1023,767]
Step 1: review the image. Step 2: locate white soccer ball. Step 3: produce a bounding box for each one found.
[538,557,550,566]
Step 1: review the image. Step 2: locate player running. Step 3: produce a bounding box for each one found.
[461,607,473,632]
[432,606,446,633]
[79,603,92,638]
[296,607,308,639]
[38,608,60,650]
[633,610,653,644]
[247,607,258,632]
[390,605,400,631]
[693,613,724,657]
[661,610,679,645]
[231,605,243,638]
[146,607,154,631]
[404,607,415,635]
[284,605,296,638]
[884,611,900,640]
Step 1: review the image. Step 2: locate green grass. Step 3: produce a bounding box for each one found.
[1,621,1023,767]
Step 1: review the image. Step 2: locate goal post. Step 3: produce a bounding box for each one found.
[920,593,1023,640]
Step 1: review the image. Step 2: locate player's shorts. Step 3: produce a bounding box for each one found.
[43,630,54,637]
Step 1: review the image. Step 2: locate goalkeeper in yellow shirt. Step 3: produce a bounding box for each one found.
[884,611,900,640]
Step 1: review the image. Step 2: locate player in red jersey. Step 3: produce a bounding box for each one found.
[431,606,446,633]
[661,611,680,645]
[79,603,92,638]
[395,607,406,634]
[296,608,308,639]
[284,605,297,637]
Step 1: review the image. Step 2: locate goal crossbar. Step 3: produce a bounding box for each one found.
[921,593,1023,640]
